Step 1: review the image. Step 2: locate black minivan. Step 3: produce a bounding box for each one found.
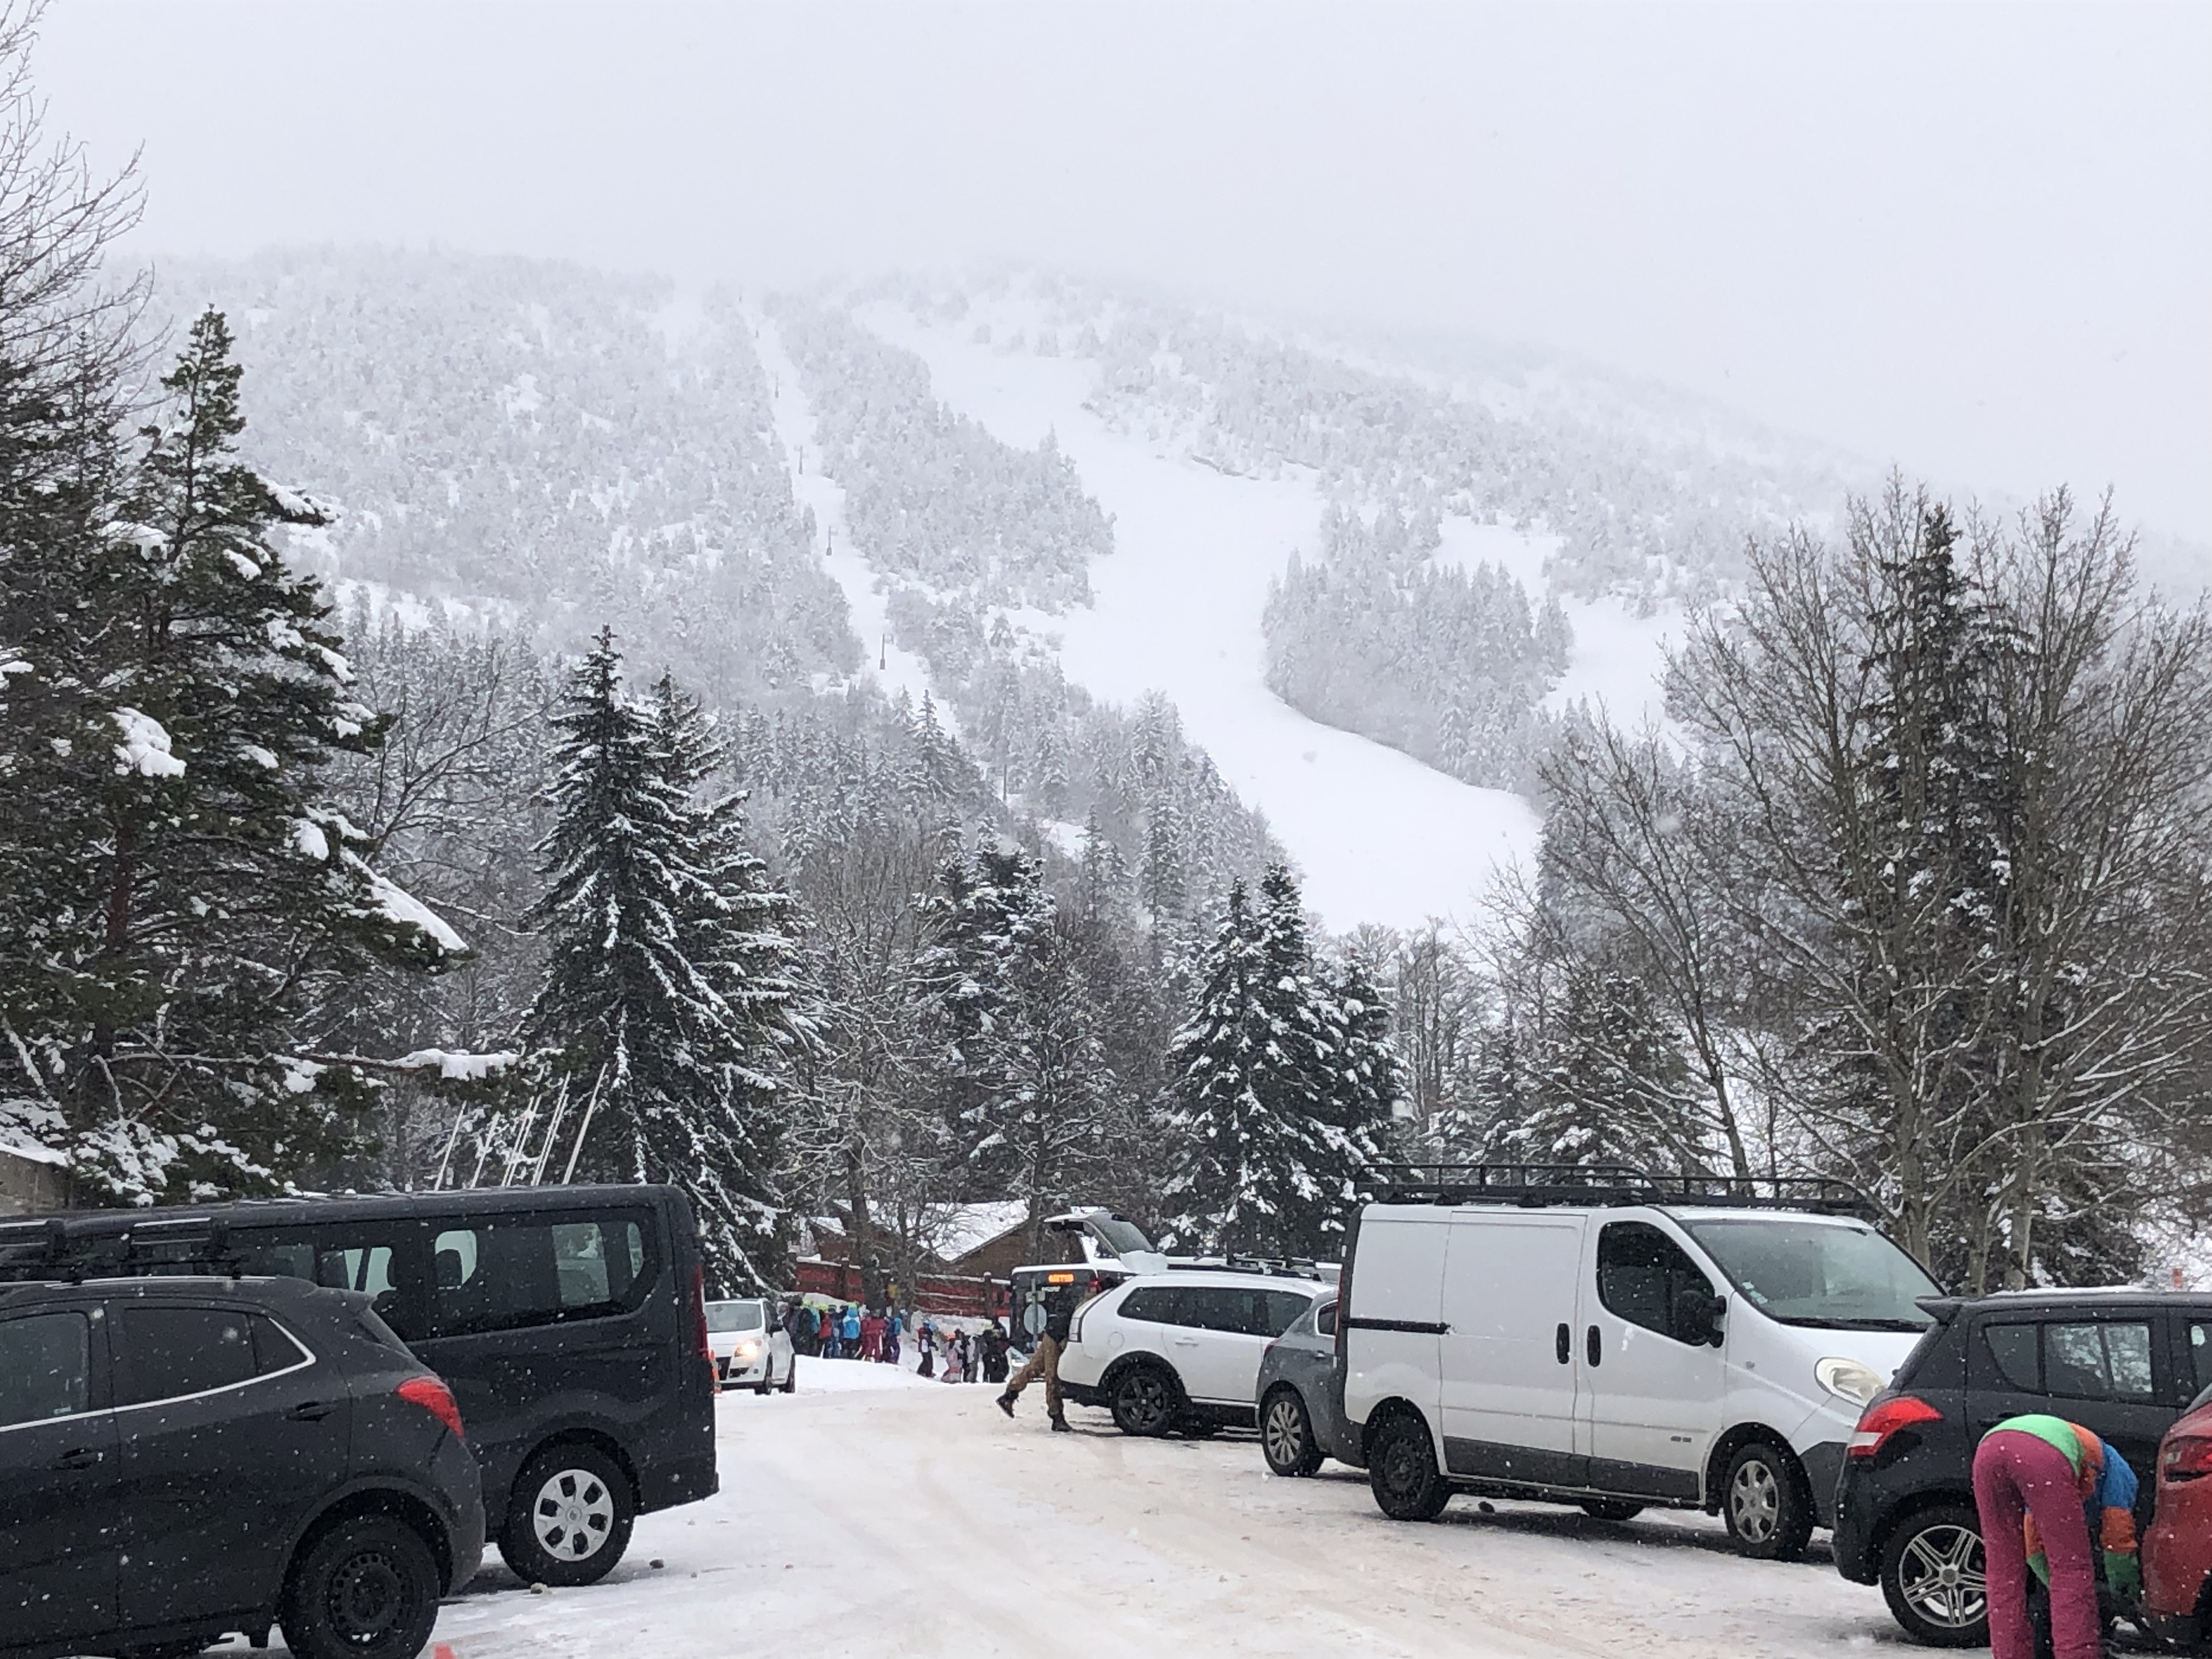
[8,1184,719,1589]
[1833,1289,2212,1646]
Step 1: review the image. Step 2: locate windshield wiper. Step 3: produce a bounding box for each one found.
[1775,1314,1929,1331]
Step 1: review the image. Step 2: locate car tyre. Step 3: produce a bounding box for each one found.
[1368,1412,1451,1521]
[1579,1498,1644,1523]
[500,1442,636,1587]
[1261,1387,1325,1477]
[1878,1503,1989,1647]
[280,1513,440,1659]
[1722,1440,1813,1561]
[1109,1363,1182,1437]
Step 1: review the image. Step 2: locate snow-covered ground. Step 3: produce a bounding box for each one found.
[262,1366,1914,1658]
[857,306,1551,932]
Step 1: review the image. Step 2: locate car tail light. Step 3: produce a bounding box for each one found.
[396,1375,465,1440]
[2164,1437,2212,1482]
[690,1263,718,1391]
[1847,1394,1942,1458]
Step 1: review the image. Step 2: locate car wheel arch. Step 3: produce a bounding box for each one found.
[1870,1486,1979,1569]
[1701,1423,1808,1513]
[514,1426,640,1515]
[284,1485,456,1605]
[1359,1397,1438,1465]
[1100,1352,1183,1401]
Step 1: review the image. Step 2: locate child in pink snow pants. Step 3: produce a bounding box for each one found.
[1973,1414,2140,1659]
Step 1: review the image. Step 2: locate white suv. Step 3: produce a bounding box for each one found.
[1059,1271,1334,1437]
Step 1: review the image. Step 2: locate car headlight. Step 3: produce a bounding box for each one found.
[736,1341,760,1361]
[1816,1356,1885,1406]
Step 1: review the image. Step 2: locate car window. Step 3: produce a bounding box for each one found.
[1118,1285,1183,1324]
[2191,1322,2212,1395]
[1261,1290,1317,1337]
[1598,1221,1716,1345]
[113,1305,262,1406]
[0,1311,92,1426]
[428,1214,654,1339]
[2044,1322,2155,1401]
[235,1229,421,1340]
[1314,1300,1338,1338]
[1983,1323,2040,1391]
[1182,1287,1258,1335]
[707,1301,765,1333]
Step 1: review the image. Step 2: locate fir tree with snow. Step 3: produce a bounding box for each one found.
[521,635,800,1291]
[0,310,468,1201]
[1163,865,1395,1259]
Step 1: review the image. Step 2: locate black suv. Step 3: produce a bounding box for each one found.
[1833,1289,2212,1646]
[6,1183,719,1590]
[0,1273,483,1659]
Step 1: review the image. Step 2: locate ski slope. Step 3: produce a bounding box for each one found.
[855,304,1548,932]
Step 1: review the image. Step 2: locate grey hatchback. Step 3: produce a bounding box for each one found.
[1256,1295,1363,1478]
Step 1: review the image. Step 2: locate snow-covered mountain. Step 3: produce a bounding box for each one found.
[146,251,1965,932]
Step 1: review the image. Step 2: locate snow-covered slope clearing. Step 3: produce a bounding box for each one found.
[858,306,1547,930]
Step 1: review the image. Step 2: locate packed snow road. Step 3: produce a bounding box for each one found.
[265,1362,1914,1658]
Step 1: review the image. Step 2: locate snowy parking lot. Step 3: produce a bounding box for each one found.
[328,1362,1920,1659]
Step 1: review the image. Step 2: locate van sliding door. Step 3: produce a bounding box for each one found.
[1577,1219,1724,1501]
[1438,1215,1587,1488]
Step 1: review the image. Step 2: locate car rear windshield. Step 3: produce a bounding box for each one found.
[1090,1216,1154,1259]
[1681,1218,1938,1330]
[707,1300,765,1333]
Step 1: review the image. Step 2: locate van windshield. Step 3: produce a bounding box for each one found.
[1681,1218,1937,1330]
[706,1300,765,1333]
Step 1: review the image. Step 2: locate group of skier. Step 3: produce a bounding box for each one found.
[779,1297,1014,1384]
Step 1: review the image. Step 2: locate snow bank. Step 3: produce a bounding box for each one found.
[111,708,185,778]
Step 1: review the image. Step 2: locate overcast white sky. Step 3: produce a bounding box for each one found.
[36,1,2211,541]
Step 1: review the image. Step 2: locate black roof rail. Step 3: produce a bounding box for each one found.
[1166,1253,1339,1281]
[0,1211,246,1284]
[1363,1162,1877,1218]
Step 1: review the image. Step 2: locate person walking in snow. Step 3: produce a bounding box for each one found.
[822,1304,844,1360]
[979,1322,1010,1385]
[1973,1414,2140,1659]
[840,1304,861,1357]
[943,1330,964,1384]
[860,1307,884,1362]
[998,1293,1076,1431]
[916,1320,937,1379]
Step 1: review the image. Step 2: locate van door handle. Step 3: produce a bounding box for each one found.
[1555,1323,1571,1364]
[1585,1325,1601,1367]
[287,1400,341,1422]
[52,1447,103,1471]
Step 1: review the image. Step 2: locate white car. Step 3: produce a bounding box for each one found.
[1058,1270,1335,1436]
[707,1297,795,1394]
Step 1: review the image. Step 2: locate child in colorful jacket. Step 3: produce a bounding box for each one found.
[1973,1413,2139,1659]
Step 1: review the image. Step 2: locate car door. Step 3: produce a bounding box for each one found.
[1438,1213,1588,1487]
[410,1209,666,1510]
[1578,1218,1725,1501]
[0,1303,120,1646]
[110,1299,352,1627]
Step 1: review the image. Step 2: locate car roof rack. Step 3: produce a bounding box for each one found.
[1365,1163,1877,1218]
[0,1212,246,1284]
[1166,1253,1338,1281]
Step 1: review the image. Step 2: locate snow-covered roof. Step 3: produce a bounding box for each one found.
[0,1136,68,1168]
[934,1200,1030,1261]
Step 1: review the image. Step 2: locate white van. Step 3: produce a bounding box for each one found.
[1340,1178,1940,1559]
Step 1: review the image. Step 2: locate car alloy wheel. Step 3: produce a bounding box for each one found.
[1897,1521,1988,1635]
[533,1465,618,1562]
[1112,1367,1176,1436]
[1729,1457,1781,1544]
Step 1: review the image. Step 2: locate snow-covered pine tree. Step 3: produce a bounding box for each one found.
[2,309,469,1201]
[1163,865,1384,1259]
[1483,969,1685,1173]
[521,635,798,1291]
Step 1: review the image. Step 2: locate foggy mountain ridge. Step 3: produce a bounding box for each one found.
[142,245,2205,930]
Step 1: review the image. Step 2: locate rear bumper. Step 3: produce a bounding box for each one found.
[641,1451,719,1513]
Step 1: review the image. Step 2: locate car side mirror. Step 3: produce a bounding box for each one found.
[1676,1287,1725,1347]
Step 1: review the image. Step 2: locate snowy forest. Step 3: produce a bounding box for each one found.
[3,19,2210,1304]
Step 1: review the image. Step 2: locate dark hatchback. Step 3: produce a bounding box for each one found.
[0,1273,482,1659]
[1833,1289,2212,1646]
[5,1183,719,1590]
